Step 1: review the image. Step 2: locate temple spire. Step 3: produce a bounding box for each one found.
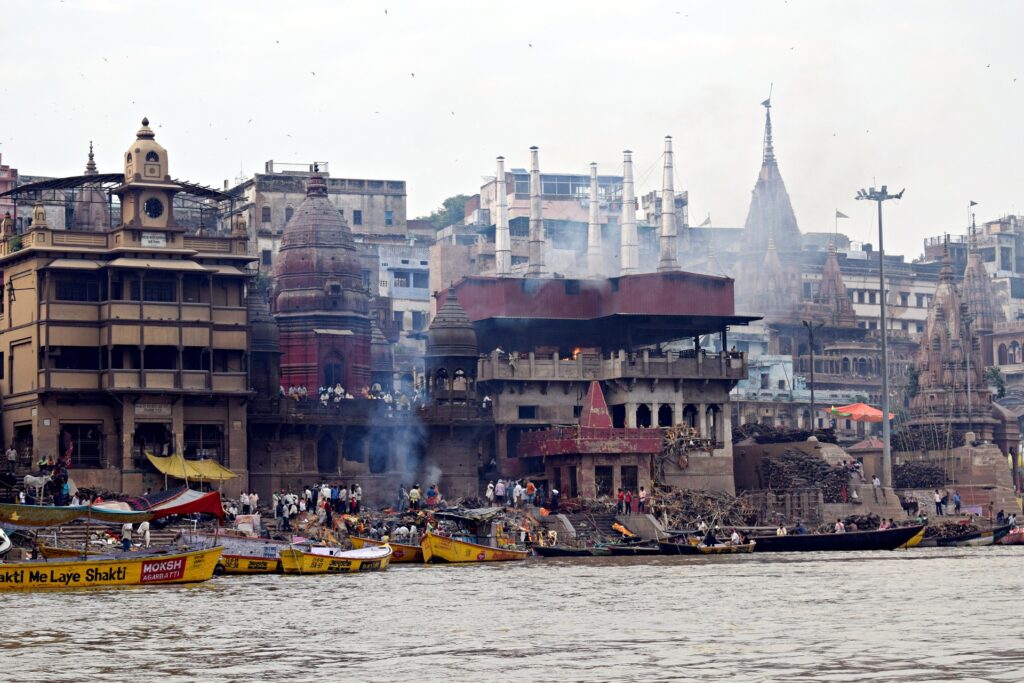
[940,234,954,283]
[761,97,775,165]
[85,141,97,175]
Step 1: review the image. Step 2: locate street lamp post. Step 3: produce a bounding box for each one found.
[855,186,904,488]
[802,320,824,433]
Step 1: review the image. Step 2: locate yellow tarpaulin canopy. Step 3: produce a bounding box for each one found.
[146,452,237,482]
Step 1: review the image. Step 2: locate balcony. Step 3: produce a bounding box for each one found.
[212,372,247,391]
[477,350,747,383]
[41,370,101,390]
[212,307,247,325]
[42,302,100,323]
[144,371,176,389]
[106,370,141,389]
[182,371,209,390]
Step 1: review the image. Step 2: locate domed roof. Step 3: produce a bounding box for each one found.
[247,285,280,354]
[272,170,367,316]
[370,319,393,371]
[427,294,478,358]
[124,117,170,182]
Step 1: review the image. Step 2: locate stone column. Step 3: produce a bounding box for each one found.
[626,402,637,428]
[698,402,707,438]
[121,402,135,471]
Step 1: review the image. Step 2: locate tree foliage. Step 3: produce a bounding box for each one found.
[985,366,1006,399]
[905,364,920,399]
[417,194,471,230]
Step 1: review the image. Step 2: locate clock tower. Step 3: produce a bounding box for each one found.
[114,117,182,230]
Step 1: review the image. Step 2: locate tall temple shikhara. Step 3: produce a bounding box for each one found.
[907,242,996,440]
[741,98,801,254]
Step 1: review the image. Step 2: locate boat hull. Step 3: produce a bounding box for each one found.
[751,525,925,553]
[698,542,755,554]
[350,536,423,563]
[185,531,291,575]
[420,532,528,563]
[534,545,595,557]
[280,546,391,574]
[606,543,661,556]
[657,540,701,555]
[0,546,223,591]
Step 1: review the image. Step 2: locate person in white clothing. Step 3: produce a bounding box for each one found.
[249,491,259,513]
[137,520,151,548]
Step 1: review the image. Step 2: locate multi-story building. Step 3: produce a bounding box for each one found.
[0,119,254,495]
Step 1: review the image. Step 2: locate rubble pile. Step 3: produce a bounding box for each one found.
[892,461,946,489]
[923,520,980,539]
[732,423,838,445]
[651,485,759,528]
[759,450,850,503]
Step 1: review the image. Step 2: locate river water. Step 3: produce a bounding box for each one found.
[3,546,1023,682]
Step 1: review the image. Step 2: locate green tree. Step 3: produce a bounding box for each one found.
[985,366,1006,399]
[417,194,471,230]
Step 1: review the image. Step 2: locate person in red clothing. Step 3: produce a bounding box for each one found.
[624,490,633,515]
[616,489,625,514]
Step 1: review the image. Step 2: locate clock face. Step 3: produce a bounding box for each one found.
[144,197,164,219]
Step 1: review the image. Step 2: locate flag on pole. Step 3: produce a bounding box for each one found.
[835,210,849,219]
[969,200,978,207]
[699,214,712,227]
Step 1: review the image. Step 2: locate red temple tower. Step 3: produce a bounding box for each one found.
[271,168,371,391]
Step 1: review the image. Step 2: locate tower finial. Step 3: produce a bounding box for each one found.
[761,95,775,165]
[85,140,97,175]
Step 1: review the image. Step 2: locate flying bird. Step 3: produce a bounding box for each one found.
[411,72,415,77]
[384,8,387,14]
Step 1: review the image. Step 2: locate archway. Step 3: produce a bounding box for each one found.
[636,404,652,428]
[706,405,721,442]
[682,404,698,430]
[999,343,1008,365]
[657,404,673,427]
[317,432,338,474]
[841,358,850,373]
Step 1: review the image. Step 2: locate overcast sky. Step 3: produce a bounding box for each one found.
[3,1,1022,257]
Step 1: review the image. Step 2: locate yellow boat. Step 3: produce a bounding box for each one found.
[900,527,926,549]
[184,531,287,575]
[349,536,423,563]
[39,545,104,559]
[420,531,529,564]
[0,546,223,591]
[279,545,392,575]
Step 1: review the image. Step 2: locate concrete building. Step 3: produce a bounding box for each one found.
[0,119,254,495]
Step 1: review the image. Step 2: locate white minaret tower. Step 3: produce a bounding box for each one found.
[526,146,546,277]
[494,156,511,276]
[586,162,602,276]
[657,135,679,271]
[619,150,639,275]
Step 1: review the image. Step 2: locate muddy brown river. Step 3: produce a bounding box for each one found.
[2,547,1023,682]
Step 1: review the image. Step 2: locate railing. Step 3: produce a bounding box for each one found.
[478,351,746,382]
[144,371,176,389]
[42,370,101,390]
[212,373,247,391]
[183,236,233,253]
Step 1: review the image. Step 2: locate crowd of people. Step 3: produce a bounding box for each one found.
[281,383,425,414]
[482,479,560,511]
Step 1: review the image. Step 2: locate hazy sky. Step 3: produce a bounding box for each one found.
[3,1,1022,258]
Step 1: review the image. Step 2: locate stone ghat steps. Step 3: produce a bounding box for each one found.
[559,512,620,542]
[18,524,184,549]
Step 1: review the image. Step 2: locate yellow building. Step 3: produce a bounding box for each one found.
[0,119,254,494]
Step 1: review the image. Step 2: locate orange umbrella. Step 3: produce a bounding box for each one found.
[823,403,894,423]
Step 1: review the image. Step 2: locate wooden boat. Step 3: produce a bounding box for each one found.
[350,535,423,563]
[534,544,597,557]
[279,545,391,574]
[0,546,223,591]
[606,541,661,556]
[184,530,292,575]
[998,527,1024,545]
[917,524,1011,548]
[420,531,528,563]
[751,525,925,553]
[698,542,755,555]
[658,538,701,555]
[39,545,104,559]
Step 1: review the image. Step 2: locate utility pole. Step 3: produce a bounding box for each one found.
[803,320,825,434]
[855,185,904,488]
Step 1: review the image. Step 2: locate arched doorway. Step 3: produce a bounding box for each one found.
[682,404,699,431]
[317,432,338,474]
[636,404,652,428]
[657,404,673,427]
[324,354,345,388]
[706,405,721,443]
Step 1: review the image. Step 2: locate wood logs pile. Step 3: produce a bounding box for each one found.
[759,450,850,503]
[893,461,946,489]
[651,485,759,528]
[923,520,980,539]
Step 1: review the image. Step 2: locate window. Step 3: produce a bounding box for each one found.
[362,269,371,288]
[56,277,102,302]
[380,280,389,289]
[353,210,363,225]
[184,424,224,462]
[857,291,865,303]
[777,379,786,390]
[394,273,409,288]
[338,209,345,218]
[868,321,878,330]
[900,292,909,306]
[393,311,404,331]
[261,250,272,266]
[131,279,176,302]
[285,207,294,223]
[385,210,394,226]
[916,323,925,333]
[518,405,538,419]
[261,207,271,223]
[412,311,426,331]
[916,293,925,307]
[565,280,580,294]
[802,282,812,299]
[901,321,909,331]
[760,373,770,389]
[145,151,159,162]
[62,423,102,468]
[412,272,428,288]
[868,291,877,304]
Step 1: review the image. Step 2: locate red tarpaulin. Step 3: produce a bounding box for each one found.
[824,402,894,423]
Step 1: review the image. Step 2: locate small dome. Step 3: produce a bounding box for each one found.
[247,286,280,354]
[125,117,169,182]
[427,294,478,358]
[371,320,393,371]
